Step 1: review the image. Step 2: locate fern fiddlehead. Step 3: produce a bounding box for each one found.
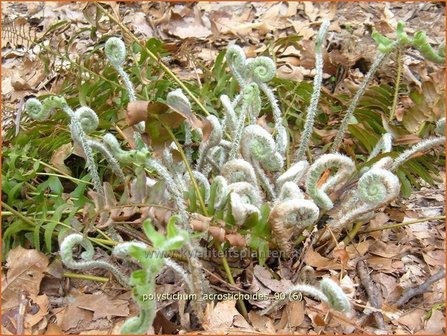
[305,153,355,210]
[25,98,105,194]
[270,198,320,255]
[330,167,400,235]
[60,234,129,286]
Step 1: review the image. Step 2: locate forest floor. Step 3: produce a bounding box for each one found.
[1,2,446,335]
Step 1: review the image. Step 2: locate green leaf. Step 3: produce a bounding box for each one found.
[48,176,64,194]
[142,219,165,248]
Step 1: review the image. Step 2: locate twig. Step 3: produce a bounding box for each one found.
[393,268,446,307]
[356,260,387,330]
[359,215,445,234]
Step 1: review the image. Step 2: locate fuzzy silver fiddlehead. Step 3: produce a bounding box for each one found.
[277,181,305,202]
[75,107,99,134]
[261,277,350,315]
[60,234,129,286]
[269,199,320,255]
[228,83,261,160]
[241,82,262,122]
[197,115,223,171]
[185,170,211,202]
[226,44,247,88]
[105,37,136,102]
[261,151,284,172]
[221,159,258,186]
[228,182,262,208]
[391,136,446,171]
[245,56,276,83]
[230,192,260,226]
[211,175,228,209]
[305,154,355,210]
[25,97,103,194]
[241,125,276,162]
[228,181,262,225]
[276,160,309,191]
[330,168,400,234]
[320,278,351,313]
[25,98,52,121]
[295,20,330,162]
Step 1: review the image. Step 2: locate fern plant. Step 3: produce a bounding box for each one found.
[16,20,445,333]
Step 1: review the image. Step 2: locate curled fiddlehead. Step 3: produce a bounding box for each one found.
[320,278,351,313]
[105,37,136,101]
[241,125,276,162]
[25,97,104,194]
[228,83,261,160]
[276,160,309,191]
[261,277,350,315]
[197,115,223,171]
[295,20,330,161]
[330,168,400,234]
[185,170,211,202]
[228,181,262,225]
[305,154,355,210]
[60,234,129,286]
[245,56,276,83]
[269,198,320,255]
[226,44,247,87]
[211,175,228,209]
[221,159,258,186]
[277,181,305,202]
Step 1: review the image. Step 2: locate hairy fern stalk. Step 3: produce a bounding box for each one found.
[24,21,444,333]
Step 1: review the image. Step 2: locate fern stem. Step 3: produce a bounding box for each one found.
[161,121,207,215]
[331,52,388,153]
[389,48,403,121]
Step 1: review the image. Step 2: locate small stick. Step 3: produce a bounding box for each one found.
[356,260,386,330]
[393,268,446,307]
[16,291,28,335]
[359,215,445,234]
